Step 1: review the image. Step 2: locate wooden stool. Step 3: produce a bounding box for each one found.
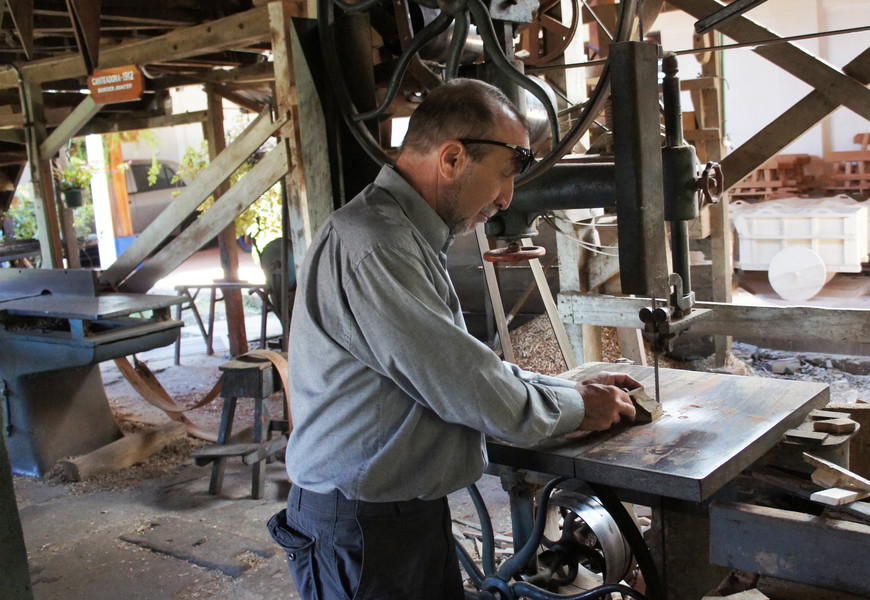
[192,355,289,498]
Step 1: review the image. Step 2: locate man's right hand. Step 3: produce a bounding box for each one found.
[574,371,639,431]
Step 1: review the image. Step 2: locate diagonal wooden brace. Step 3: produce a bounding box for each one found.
[669,0,870,123]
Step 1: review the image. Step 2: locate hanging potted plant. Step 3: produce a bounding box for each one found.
[53,159,94,208]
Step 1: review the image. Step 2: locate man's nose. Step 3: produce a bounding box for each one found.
[494,178,514,210]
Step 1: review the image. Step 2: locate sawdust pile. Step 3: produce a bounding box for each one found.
[507,315,758,376]
[508,315,688,375]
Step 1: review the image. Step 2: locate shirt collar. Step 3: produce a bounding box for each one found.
[374,165,452,255]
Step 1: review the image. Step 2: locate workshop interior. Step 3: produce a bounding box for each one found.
[1,1,869,599]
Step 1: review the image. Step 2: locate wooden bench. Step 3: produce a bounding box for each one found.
[173,280,271,364]
[192,354,289,499]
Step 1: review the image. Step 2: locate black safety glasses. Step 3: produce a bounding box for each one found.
[458,138,535,175]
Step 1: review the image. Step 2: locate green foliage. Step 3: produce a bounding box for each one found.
[5,194,95,240]
[6,194,37,239]
[175,134,282,256]
[72,202,96,239]
[174,141,210,184]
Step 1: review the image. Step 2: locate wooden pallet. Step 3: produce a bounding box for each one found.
[823,148,870,199]
[730,154,814,201]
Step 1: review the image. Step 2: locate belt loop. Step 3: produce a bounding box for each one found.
[294,484,302,510]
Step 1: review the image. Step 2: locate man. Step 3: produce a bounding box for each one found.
[268,78,639,599]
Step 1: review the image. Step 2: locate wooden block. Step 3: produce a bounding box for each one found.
[813,417,857,434]
[60,422,186,481]
[785,429,828,444]
[629,387,662,423]
[804,452,870,493]
[809,409,850,421]
[810,487,868,506]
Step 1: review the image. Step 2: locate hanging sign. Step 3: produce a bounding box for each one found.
[87,65,144,104]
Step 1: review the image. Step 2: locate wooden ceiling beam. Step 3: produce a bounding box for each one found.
[669,0,870,122]
[202,62,276,85]
[8,0,35,60]
[65,0,103,73]
[0,5,279,90]
[35,8,193,27]
[78,109,208,136]
[210,84,269,113]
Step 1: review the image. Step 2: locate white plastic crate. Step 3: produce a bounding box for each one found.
[730,195,869,273]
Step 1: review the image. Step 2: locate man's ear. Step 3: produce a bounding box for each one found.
[437,140,466,181]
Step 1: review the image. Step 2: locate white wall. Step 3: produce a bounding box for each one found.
[653,0,870,156]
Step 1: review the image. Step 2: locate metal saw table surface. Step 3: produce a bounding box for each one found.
[487,362,829,503]
[0,292,181,320]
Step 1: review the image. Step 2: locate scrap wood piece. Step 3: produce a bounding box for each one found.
[809,409,851,420]
[810,487,870,506]
[629,387,662,423]
[785,428,828,444]
[60,421,186,482]
[812,417,857,434]
[804,452,870,493]
[113,356,220,442]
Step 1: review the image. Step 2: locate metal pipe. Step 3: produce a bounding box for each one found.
[661,53,696,315]
[484,163,616,240]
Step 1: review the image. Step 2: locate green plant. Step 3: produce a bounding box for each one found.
[53,158,95,190]
[6,194,37,239]
[72,202,96,239]
[5,193,95,240]
[174,129,282,256]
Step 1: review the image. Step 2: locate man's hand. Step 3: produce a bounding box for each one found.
[574,371,641,431]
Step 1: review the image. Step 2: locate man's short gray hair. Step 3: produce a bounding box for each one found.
[399,79,527,161]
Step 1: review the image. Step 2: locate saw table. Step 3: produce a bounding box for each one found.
[485,362,829,599]
[0,269,182,477]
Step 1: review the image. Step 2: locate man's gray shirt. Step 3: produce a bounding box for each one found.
[285,165,585,501]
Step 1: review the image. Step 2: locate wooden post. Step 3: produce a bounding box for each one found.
[270,1,310,273]
[60,206,81,268]
[21,76,64,267]
[698,41,732,367]
[107,134,133,237]
[269,1,333,267]
[555,224,602,363]
[205,85,247,356]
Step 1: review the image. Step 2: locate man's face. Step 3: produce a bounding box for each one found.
[439,115,529,236]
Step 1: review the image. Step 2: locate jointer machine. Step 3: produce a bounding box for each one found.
[317,0,870,598]
[0,268,183,478]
